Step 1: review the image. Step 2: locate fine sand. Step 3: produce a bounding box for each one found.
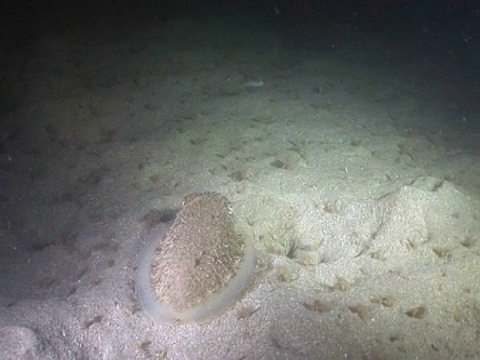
[0,10,479,360]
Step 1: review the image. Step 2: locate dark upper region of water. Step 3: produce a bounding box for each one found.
[1,0,478,41]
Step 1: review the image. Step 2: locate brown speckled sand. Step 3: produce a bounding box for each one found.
[151,193,243,310]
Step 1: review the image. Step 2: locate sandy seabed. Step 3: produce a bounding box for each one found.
[0,12,479,360]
